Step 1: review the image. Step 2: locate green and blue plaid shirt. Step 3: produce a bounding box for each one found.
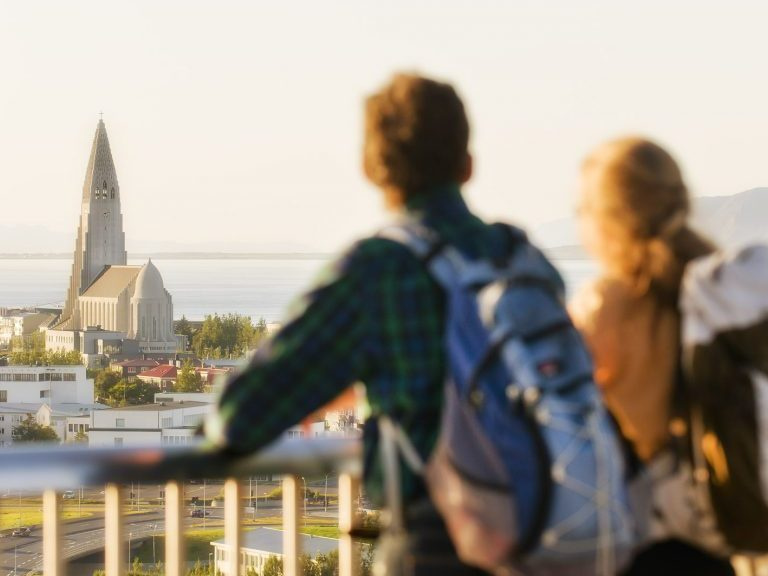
[205,183,512,504]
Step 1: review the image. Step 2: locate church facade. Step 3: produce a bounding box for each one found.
[48,120,178,361]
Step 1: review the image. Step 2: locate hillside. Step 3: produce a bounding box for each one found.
[534,187,768,251]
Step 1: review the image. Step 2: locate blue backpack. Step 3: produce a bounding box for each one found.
[378,223,636,576]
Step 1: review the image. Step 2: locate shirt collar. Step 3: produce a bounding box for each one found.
[402,183,469,222]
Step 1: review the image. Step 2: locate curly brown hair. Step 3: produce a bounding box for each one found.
[363,73,470,199]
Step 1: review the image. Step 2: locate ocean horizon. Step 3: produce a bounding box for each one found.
[0,256,597,323]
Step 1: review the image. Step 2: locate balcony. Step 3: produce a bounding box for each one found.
[0,438,363,576]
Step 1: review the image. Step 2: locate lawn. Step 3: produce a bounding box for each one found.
[0,507,97,532]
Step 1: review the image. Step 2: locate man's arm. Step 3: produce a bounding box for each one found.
[204,242,378,454]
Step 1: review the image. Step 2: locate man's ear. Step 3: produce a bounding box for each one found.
[459,153,473,184]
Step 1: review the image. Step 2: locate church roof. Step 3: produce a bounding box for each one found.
[133,259,167,299]
[81,265,141,298]
[82,119,120,202]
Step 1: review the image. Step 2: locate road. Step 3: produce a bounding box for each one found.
[0,480,339,576]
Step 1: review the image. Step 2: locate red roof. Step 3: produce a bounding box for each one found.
[114,359,160,368]
[137,365,178,379]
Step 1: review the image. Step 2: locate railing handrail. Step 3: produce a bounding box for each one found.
[0,437,362,490]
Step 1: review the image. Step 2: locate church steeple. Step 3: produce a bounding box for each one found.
[59,118,127,329]
[82,119,120,204]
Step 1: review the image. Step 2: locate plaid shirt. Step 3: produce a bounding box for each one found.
[205,184,512,504]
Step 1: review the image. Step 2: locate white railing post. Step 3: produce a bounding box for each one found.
[224,478,242,576]
[282,475,302,576]
[338,473,360,576]
[165,481,185,576]
[43,489,64,576]
[104,483,125,576]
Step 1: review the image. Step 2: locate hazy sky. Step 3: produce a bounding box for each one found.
[1,1,766,252]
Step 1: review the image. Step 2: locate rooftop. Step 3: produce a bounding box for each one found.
[103,400,208,412]
[212,527,339,557]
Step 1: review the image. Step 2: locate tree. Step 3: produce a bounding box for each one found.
[13,415,59,443]
[74,429,89,443]
[175,361,203,393]
[175,316,196,350]
[192,314,268,358]
[108,379,157,406]
[94,370,122,402]
[262,555,283,576]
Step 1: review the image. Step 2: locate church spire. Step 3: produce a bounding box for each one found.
[82,118,120,203]
[58,118,127,329]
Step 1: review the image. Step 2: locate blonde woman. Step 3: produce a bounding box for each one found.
[570,137,734,575]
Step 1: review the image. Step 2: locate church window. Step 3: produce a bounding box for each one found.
[103,180,107,190]
[110,187,115,199]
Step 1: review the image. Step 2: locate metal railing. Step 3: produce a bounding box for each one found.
[0,438,362,576]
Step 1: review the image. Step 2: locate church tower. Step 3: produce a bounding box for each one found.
[60,119,127,329]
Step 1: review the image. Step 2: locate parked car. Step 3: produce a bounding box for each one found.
[190,509,210,518]
[62,491,76,499]
[12,527,31,537]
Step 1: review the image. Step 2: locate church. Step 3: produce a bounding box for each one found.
[47,119,179,363]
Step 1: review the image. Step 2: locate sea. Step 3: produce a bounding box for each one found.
[0,256,598,323]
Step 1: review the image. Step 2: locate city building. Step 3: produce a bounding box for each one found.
[110,359,161,378]
[0,365,106,444]
[210,528,339,576]
[136,364,178,390]
[0,310,57,348]
[49,119,178,362]
[88,400,212,447]
[0,365,94,404]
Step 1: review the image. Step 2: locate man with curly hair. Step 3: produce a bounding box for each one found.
[206,73,514,575]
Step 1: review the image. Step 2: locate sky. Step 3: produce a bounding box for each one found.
[1,1,767,253]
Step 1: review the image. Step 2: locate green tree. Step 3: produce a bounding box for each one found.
[13,415,59,443]
[108,379,157,406]
[262,555,283,576]
[74,429,89,443]
[192,313,268,358]
[175,361,203,393]
[94,370,122,402]
[175,316,196,351]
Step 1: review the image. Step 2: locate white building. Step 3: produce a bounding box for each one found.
[0,365,104,444]
[211,528,339,576]
[0,365,93,404]
[88,401,212,448]
[0,405,34,447]
[0,311,57,348]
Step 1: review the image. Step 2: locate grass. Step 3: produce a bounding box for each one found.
[0,507,97,532]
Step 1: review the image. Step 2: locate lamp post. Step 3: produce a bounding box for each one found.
[14,544,17,576]
[203,479,207,529]
[128,531,132,573]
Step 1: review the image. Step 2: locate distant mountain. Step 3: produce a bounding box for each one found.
[690,188,768,248]
[533,187,768,252]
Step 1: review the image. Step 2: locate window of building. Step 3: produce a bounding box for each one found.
[161,417,173,428]
[63,373,76,382]
[40,390,50,399]
[0,415,4,421]
[116,418,125,428]
[114,438,123,447]
[68,424,74,432]
[0,390,6,402]
[111,187,115,199]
